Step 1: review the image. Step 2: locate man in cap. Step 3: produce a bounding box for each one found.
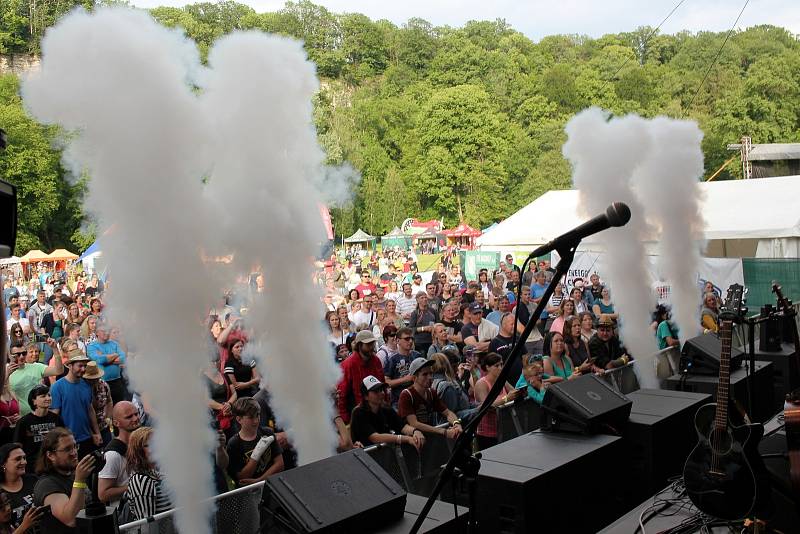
[50,348,103,457]
[588,315,632,371]
[399,358,463,439]
[336,330,385,424]
[350,375,425,451]
[461,302,499,353]
[410,273,425,296]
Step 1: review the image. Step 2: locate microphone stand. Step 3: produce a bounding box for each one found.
[409,242,579,534]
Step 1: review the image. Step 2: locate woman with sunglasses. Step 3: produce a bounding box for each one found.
[7,325,26,351]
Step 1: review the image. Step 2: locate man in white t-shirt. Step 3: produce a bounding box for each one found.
[7,303,30,335]
[351,295,377,330]
[98,401,140,516]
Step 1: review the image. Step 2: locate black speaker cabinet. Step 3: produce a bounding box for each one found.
[262,448,407,533]
[0,179,16,258]
[542,374,632,434]
[681,332,744,375]
[759,305,782,352]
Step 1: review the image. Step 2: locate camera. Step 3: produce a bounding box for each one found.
[90,449,106,471]
[33,333,48,343]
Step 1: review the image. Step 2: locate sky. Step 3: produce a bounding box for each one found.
[128,0,800,40]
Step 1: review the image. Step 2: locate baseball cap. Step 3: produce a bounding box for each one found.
[409,357,434,375]
[468,302,482,314]
[362,375,387,393]
[354,330,377,345]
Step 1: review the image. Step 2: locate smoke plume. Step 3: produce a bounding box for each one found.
[563,108,659,387]
[634,117,705,343]
[23,6,343,532]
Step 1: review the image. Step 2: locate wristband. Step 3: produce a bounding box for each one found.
[73,481,88,489]
[397,434,401,444]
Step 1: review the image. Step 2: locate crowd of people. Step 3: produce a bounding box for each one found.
[0,251,723,531]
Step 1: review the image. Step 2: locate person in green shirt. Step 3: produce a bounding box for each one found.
[8,342,65,416]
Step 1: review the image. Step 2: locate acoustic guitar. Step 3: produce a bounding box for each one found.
[684,283,765,519]
[772,282,800,503]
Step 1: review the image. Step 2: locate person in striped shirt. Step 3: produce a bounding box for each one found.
[124,427,172,521]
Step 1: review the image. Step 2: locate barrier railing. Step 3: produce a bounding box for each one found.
[119,423,455,533]
[119,481,265,534]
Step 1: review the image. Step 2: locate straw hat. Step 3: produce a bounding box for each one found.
[65,347,90,364]
[83,361,104,379]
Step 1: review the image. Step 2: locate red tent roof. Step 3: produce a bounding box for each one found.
[443,223,482,238]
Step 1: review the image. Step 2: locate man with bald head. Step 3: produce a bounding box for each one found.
[98,401,140,517]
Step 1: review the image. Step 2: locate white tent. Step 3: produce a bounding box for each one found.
[477,175,800,258]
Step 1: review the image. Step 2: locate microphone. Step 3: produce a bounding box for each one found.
[528,202,631,258]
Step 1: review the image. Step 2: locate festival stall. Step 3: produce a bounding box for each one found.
[0,256,22,278]
[412,227,440,254]
[47,248,78,272]
[343,229,377,251]
[443,222,482,250]
[380,227,411,250]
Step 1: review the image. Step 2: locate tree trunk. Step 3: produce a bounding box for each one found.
[456,193,464,222]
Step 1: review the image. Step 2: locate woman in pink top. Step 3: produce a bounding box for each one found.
[549,298,575,335]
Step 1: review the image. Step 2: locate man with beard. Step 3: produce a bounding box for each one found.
[98,401,140,515]
[440,301,464,347]
[336,330,385,423]
[33,427,97,533]
[424,282,442,320]
[50,349,103,458]
[588,315,632,370]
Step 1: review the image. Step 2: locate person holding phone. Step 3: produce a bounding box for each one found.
[33,427,96,534]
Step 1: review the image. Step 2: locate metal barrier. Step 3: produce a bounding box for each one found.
[600,361,640,394]
[119,481,265,534]
[120,424,457,533]
[497,397,541,443]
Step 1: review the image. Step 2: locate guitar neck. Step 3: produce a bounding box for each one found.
[715,320,733,428]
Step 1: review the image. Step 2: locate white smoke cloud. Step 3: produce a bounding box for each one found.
[23,8,216,533]
[198,31,340,464]
[23,6,344,532]
[563,108,659,387]
[564,109,707,387]
[634,117,705,343]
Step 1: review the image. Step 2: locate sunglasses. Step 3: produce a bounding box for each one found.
[399,337,413,341]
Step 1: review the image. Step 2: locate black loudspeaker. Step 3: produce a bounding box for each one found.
[759,305,782,352]
[262,448,407,533]
[541,374,633,434]
[0,179,17,258]
[681,332,744,375]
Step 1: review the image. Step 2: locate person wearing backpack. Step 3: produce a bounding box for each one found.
[429,353,476,426]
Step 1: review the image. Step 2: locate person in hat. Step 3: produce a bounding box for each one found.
[336,330,385,424]
[461,302,499,353]
[13,385,64,473]
[49,348,103,458]
[588,315,632,371]
[349,376,425,451]
[83,362,113,447]
[7,342,64,417]
[398,358,462,439]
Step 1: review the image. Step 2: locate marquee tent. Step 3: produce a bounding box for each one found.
[19,250,49,263]
[344,229,376,248]
[443,223,481,250]
[47,249,78,261]
[476,175,800,258]
[381,227,411,249]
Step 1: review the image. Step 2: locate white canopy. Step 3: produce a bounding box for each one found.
[477,175,800,257]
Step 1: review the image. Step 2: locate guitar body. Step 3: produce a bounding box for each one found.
[683,402,763,519]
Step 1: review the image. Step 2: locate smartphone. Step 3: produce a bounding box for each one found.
[33,333,48,343]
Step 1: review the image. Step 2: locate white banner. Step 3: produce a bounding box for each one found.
[552,251,744,304]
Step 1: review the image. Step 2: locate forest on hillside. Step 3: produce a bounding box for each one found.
[1,0,799,249]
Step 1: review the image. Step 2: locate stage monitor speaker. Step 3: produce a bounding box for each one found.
[0,180,17,258]
[262,448,407,533]
[542,374,632,434]
[759,305,782,352]
[681,332,744,376]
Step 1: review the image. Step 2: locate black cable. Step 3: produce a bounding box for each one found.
[682,0,750,115]
[598,0,689,95]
